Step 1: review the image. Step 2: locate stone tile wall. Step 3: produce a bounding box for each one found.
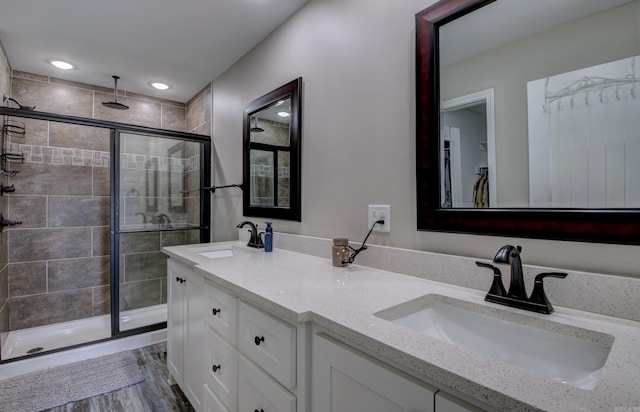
[0,38,11,352]
[186,83,211,244]
[7,119,112,330]
[3,71,208,331]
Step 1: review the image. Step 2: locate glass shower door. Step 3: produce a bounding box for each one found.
[117,132,205,332]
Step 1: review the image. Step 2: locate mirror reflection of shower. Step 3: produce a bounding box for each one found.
[250,116,264,132]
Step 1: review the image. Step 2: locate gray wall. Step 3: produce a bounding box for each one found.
[209,0,640,277]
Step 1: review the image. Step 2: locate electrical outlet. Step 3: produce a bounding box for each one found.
[368,205,390,232]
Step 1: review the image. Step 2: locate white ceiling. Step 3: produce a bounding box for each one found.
[0,0,310,102]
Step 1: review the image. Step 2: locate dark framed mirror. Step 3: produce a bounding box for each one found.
[243,77,302,221]
[416,0,640,244]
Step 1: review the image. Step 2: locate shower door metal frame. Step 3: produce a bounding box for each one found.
[110,129,211,337]
[0,107,211,350]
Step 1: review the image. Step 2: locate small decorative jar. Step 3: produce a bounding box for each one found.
[332,238,350,267]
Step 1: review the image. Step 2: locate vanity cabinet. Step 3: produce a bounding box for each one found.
[204,294,299,412]
[167,260,205,410]
[167,256,483,412]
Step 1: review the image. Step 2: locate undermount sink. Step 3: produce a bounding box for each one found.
[375,294,613,390]
[189,243,259,259]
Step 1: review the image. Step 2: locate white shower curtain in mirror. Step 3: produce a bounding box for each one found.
[528,56,640,208]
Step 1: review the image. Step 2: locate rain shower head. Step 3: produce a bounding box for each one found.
[250,117,264,132]
[2,95,36,110]
[102,75,129,110]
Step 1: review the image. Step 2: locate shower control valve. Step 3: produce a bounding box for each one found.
[0,183,15,195]
[0,213,22,232]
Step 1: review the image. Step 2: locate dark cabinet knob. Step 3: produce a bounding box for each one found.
[254,336,265,346]
[175,277,180,283]
[212,308,221,315]
[212,364,221,372]
[254,409,264,412]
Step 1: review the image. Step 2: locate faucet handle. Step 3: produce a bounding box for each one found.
[534,272,568,281]
[529,272,567,313]
[476,261,507,297]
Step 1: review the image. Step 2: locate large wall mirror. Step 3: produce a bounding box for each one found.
[243,78,302,221]
[416,0,640,244]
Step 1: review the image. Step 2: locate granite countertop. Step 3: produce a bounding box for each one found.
[163,241,640,412]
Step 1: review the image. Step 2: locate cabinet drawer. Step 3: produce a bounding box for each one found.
[238,301,296,389]
[204,326,238,412]
[204,279,238,345]
[203,384,231,412]
[238,355,296,412]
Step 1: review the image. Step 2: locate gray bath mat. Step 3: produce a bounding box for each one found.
[0,351,145,412]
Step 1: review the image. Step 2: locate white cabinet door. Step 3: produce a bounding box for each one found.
[238,355,296,412]
[183,268,205,410]
[435,392,485,412]
[166,260,204,410]
[312,333,435,412]
[167,260,186,386]
[205,326,238,412]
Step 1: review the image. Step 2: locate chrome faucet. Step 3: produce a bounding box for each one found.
[476,245,567,314]
[236,221,264,248]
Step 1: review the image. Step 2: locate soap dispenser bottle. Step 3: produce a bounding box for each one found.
[264,222,273,252]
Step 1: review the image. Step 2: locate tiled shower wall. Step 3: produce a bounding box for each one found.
[0,40,12,347]
[3,71,210,331]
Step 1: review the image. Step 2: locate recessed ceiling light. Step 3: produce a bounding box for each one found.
[277,111,290,117]
[149,81,171,90]
[48,59,76,70]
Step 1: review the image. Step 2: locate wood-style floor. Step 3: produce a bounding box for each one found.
[44,342,196,412]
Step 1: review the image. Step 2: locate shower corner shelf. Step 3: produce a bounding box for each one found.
[2,120,26,138]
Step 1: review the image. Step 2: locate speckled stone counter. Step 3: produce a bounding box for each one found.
[163,241,640,412]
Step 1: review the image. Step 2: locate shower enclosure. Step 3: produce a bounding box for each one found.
[0,108,210,361]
